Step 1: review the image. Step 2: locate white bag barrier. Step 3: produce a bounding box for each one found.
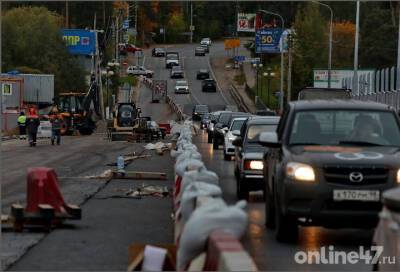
[175,168,219,208]
[177,199,248,270]
[175,151,202,167]
[180,182,222,224]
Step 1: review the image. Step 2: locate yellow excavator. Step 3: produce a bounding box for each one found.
[52,82,100,135]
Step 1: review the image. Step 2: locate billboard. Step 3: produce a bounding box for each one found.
[255,28,283,54]
[61,29,96,55]
[237,13,256,32]
[313,69,374,88]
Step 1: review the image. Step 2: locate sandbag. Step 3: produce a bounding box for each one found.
[177,199,248,270]
[175,159,204,177]
[180,182,222,223]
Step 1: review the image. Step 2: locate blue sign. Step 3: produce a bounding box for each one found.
[255,28,283,54]
[234,55,245,62]
[61,29,96,55]
[123,20,130,30]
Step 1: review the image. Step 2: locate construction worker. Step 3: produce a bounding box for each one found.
[50,113,62,145]
[26,107,40,147]
[17,111,27,140]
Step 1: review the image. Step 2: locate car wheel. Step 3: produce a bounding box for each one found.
[274,196,298,243]
[208,134,213,143]
[213,140,219,150]
[236,177,249,200]
[265,183,275,229]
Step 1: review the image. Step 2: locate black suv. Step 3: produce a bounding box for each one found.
[192,104,209,121]
[197,69,210,80]
[212,111,250,150]
[202,79,217,92]
[260,100,400,242]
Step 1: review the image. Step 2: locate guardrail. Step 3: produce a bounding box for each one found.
[166,95,186,121]
[170,121,257,271]
[229,84,252,113]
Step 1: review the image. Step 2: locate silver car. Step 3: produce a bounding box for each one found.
[174,80,189,94]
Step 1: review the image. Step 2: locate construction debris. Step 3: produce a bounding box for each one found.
[144,142,171,150]
[84,169,113,179]
[112,171,167,180]
[126,185,170,197]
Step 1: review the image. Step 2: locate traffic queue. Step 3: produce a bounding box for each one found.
[195,94,400,251]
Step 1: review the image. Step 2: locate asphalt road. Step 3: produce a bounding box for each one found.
[142,41,375,270]
[143,42,235,115]
[1,48,179,270]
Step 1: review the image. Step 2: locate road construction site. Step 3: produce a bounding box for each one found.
[1,42,381,271]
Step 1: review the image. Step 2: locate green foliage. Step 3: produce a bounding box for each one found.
[2,6,86,94]
[292,3,328,98]
[166,13,187,43]
[359,2,398,69]
[119,76,138,87]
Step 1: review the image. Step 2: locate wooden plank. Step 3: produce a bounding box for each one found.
[113,171,167,180]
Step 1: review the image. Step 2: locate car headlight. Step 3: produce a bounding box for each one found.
[286,162,315,182]
[228,136,235,141]
[244,160,264,170]
[210,127,214,131]
[397,169,400,183]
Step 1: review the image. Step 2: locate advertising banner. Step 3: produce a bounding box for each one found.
[255,28,283,54]
[61,29,96,55]
[237,13,256,32]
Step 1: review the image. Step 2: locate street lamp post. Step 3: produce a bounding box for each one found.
[311,1,333,88]
[253,63,263,98]
[259,10,285,114]
[264,68,276,107]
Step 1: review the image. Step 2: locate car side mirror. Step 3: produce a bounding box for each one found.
[232,137,243,146]
[232,130,241,136]
[223,127,229,132]
[258,132,281,148]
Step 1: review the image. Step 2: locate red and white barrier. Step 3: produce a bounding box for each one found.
[170,121,258,271]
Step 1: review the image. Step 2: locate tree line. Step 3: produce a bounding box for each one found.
[2,1,399,97]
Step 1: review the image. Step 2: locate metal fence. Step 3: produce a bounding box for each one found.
[343,67,400,111]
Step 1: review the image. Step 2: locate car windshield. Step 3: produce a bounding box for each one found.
[218,113,232,125]
[289,110,400,146]
[167,55,178,60]
[230,119,246,131]
[176,81,187,86]
[246,124,278,143]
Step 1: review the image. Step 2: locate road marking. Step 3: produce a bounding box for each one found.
[207,57,229,104]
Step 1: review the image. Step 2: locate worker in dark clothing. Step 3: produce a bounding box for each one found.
[26,107,40,147]
[50,114,62,145]
[17,111,27,140]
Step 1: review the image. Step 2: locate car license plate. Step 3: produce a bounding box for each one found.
[333,190,380,202]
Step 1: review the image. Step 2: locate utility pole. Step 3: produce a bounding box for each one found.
[93,13,104,120]
[134,1,138,45]
[353,1,360,95]
[116,15,119,62]
[287,34,293,104]
[190,2,193,43]
[65,1,69,28]
[397,6,400,90]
